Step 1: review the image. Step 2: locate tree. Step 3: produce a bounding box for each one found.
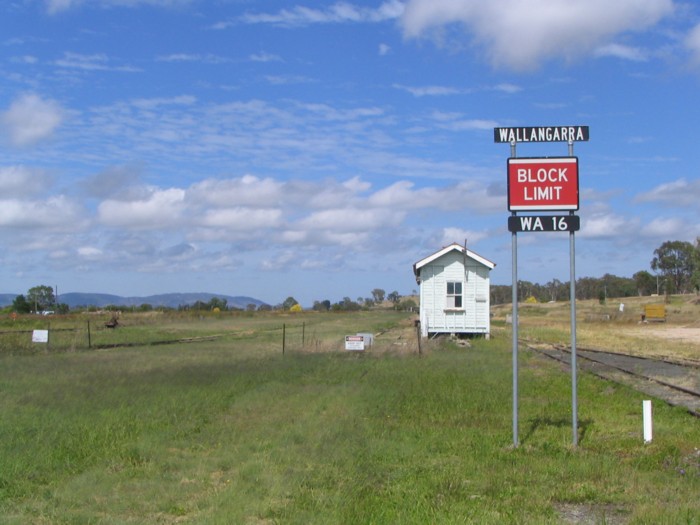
[26,285,56,313]
[692,237,700,293]
[633,270,656,296]
[387,291,401,304]
[371,288,385,303]
[282,296,299,310]
[651,240,695,294]
[399,298,417,311]
[312,299,331,311]
[208,297,228,311]
[12,294,31,314]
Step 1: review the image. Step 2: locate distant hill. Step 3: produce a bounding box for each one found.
[0,292,267,310]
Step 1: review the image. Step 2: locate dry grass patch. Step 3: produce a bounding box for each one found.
[492,294,700,362]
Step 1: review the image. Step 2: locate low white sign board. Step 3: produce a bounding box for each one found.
[345,335,365,351]
[32,330,49,343]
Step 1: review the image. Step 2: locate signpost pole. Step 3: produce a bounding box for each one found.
[512,216,519,448]
[510,139,519,448]
[568,139,578,447]
[570,212,578,446]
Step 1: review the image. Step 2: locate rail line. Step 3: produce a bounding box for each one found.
[522,340,700,417]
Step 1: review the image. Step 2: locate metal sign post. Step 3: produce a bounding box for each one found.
[496,126,587,449]
[568,140,578,447]
[510,140,520,448]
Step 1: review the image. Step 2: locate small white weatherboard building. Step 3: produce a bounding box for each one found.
[413,243,495,338]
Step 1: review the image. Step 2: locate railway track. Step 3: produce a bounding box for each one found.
[522,341,700,417]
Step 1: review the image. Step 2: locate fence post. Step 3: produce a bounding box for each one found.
[87,320,92,349]
[302,322,305,348]
[416,323,422,356]
[282,323,286,355]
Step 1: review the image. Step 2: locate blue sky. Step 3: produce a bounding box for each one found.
[1,0,699,306]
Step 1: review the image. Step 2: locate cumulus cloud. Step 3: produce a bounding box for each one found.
[297,207,405,233]
[642,217,686,238]
[579,212,640,239]
[440,227,487,247]
[1,93,64,147]
[0,196,83,229]
[198,208,282,230]
[0,166,52,197]
[98,188,186,229]
[635,178,700,208]
[400,0,673,70]
[367,180,502,213]
[188,175,284,208]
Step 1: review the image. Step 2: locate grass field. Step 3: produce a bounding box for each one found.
[0,309,698,524]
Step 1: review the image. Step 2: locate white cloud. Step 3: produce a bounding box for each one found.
[297,207,405,233]
[77,246,104,260]
[635,178,700,208]
[250,52,282,63]
[1,93,64,147]
[430,113,499,131]
[11,55,39,64]
[240,1,404,27]
[393,83,462,96]
[342,176,371,193]
[379,43,392,56]
[440,227,487,247]
[400,0,673,70]
[0,166,51,197]
[198,208,282,230]
[642,217,686,238]
[579,213,640,238]
[493,83,522,94]
[685,23,700,66]
[157,53,231,64]
[0,196,83,229]
[45,0,79,14]
[45,0,193,14]
[595,43,647,61]
[188,176,284,208]
[98,188,186,229]
[264,75,314,86]
[367,180,502,213]
[54,52,139,72]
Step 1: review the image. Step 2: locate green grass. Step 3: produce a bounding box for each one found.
[0,312,697,524]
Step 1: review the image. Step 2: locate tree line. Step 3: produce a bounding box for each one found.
[491,239,700,304]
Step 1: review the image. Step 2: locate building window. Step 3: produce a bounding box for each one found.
[446,281,462,308]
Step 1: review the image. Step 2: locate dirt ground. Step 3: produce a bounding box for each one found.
[626,326,700,346]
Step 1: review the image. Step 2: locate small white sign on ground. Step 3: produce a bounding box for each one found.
[345,335,365,351]
[32,330,49,343]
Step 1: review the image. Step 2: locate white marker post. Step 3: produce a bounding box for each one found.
[643,400,653,443]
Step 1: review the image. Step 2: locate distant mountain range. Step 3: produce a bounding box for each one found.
[0,292,268,310]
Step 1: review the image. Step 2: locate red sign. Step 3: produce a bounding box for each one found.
[507,157,579,211]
